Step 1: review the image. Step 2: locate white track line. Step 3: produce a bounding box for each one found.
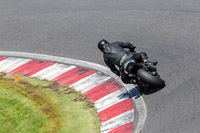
[70,72,111,93]
[0,57,31,72]
[31,63,76,80]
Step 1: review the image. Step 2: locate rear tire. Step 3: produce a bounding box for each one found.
[137,69,165,88]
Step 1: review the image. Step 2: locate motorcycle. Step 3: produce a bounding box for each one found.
[121,49,165,89]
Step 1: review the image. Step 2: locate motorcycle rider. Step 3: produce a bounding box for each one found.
[97,39,157,92]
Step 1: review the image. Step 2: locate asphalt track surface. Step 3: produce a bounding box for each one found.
[0,0,200,133]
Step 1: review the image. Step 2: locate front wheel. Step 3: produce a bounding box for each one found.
[137,69,165,88]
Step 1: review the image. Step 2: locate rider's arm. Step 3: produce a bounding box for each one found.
[104,58,120,76]
[116,42,136,52]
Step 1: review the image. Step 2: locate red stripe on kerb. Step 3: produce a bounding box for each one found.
[0,57,8,61]
[53,67,96,86]
[99,99,134,123]
[84,78,123,102]
[10,60,55,76]
[108,122,133,133]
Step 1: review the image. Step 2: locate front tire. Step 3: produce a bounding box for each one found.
[137,69,165,88]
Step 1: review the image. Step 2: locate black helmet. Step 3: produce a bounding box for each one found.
[97,39,110,52]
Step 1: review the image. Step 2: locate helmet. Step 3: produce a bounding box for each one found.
[97,39,110,52]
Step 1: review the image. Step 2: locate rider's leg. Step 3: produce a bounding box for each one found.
[136,79,145,92]
[120,64,145,92]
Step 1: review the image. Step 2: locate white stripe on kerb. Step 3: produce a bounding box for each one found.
[101,129,112,133]
[70,72,111,93]
[0,57,31,72]
[31,63,76,80]
[101,109,134,132]
[95,89,128,112]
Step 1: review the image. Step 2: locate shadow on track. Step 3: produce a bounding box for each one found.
[117,86,142,99]
[117,85,165,100]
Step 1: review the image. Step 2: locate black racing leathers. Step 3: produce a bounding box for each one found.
[102,41,148,84]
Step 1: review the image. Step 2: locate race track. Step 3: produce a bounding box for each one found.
[0,0,200,132]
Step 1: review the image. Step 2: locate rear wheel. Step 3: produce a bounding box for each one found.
[137,69,165,88]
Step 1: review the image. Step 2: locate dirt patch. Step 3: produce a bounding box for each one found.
[19,80,33,87]
[43,81,60,91]
[43,82,76,95]
[63,88,74,94]
[87,101,95,108]
[73,95,95,108]
[43,80,95,109]
[74,95,87,101]
[0,73,7,78]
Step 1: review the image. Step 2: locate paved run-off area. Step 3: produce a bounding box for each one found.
[0,56,138,133]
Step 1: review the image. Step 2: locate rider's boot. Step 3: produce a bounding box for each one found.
[138,83,145,93]
[136,79,145,93]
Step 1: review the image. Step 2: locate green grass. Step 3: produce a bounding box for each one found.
[0,73,101,133]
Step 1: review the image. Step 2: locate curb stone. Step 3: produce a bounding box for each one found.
[0,51,147,133]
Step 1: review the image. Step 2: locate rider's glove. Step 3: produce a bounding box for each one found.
[125,42,136,52]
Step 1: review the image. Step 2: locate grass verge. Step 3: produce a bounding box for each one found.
[0,73,101,133]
